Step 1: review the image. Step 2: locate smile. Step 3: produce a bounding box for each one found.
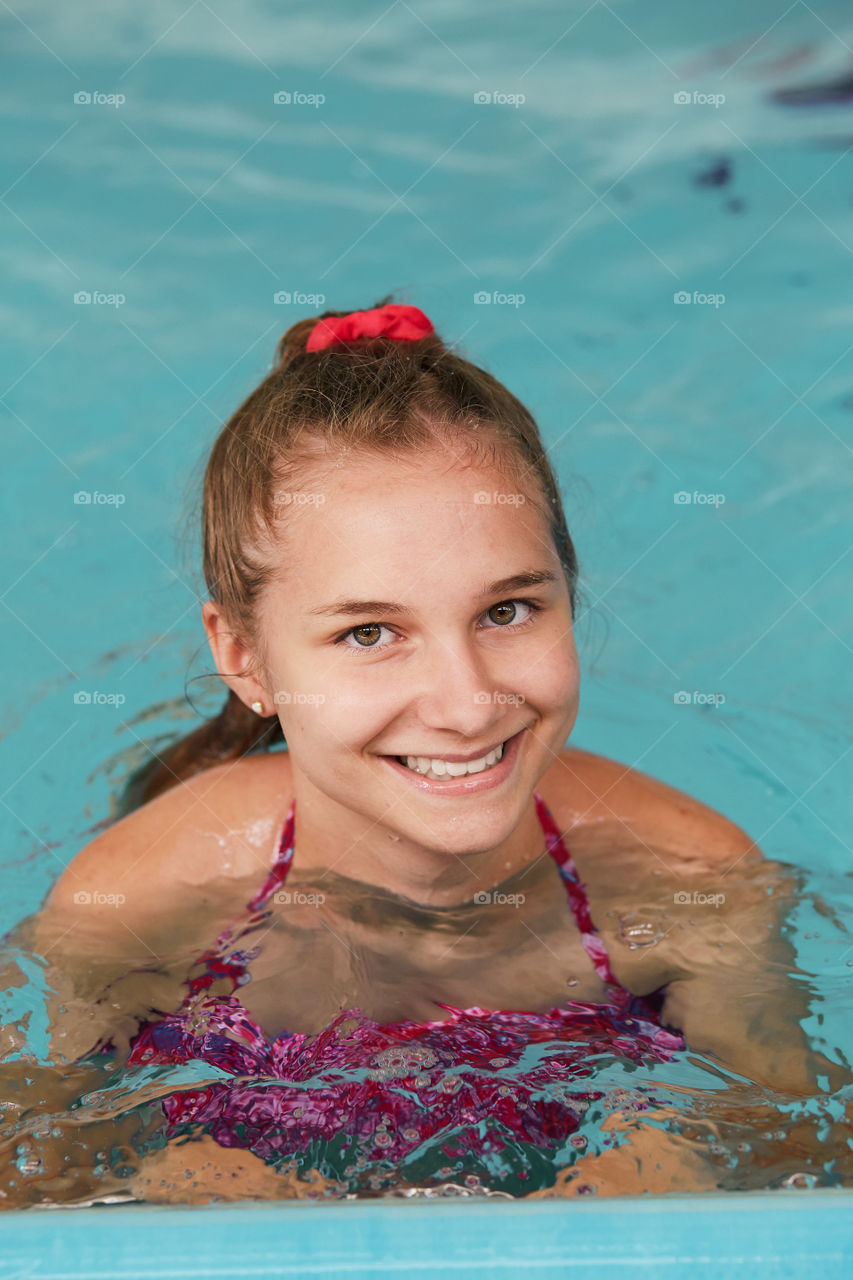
[397,742,504,780]
[380,728,526,797]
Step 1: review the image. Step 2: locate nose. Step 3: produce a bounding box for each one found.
[410,634,512,742]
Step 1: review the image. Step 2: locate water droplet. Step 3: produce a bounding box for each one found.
[566,977,579,987]
[783,1172,818,1189]
[617,911,665,949]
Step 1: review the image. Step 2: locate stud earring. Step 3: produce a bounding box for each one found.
[251,700,265,715]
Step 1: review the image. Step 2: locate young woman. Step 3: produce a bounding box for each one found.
[8,299,848,1204]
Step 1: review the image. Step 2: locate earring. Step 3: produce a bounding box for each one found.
[251,700,265,715]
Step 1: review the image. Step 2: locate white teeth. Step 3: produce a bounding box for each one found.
[401,742,505,780]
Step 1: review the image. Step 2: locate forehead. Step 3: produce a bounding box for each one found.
[269,450,557,592]
[285,453,545,532]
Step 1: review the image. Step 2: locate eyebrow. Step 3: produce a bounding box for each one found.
[306,570,560,619]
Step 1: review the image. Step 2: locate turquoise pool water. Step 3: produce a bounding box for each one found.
[2,0,853,1268]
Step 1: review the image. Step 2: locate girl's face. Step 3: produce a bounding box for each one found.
[258,449,580,856]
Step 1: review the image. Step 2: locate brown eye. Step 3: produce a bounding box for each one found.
[487,601,517,625]
[352,625,382,646]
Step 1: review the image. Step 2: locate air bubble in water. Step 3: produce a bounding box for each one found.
[617,911,665,950]
[15,1146,43,1177]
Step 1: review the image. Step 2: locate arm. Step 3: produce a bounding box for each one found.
[0,759,291,1204]
[657,841,852,1097]
[586,805,853,1098]
[559,751,850,1098]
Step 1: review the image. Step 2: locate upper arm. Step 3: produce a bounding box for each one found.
[552,745,761,867]
[6,755,290,1062]
[651,831,850,1096]
[40,754,290,955]
[551,749,849,1095]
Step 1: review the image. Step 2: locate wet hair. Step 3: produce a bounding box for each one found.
[121,293,580,812]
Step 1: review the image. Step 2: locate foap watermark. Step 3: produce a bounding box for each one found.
[473,490,526,506]
[273,291,326,306]
[673,290,725,308]
[73,490,126,506]
[473,290,525,307]
[673,889,725,908]
[273,90,325,108]
[673,90,725,109]
[74,691,126,706]
[474,691,525,706]
[673,490,725,507]
[473,891,526,906]
[73,890,127,907]
[74,291,126,308]
[274,890,326,906]
[73,90,126,108]
[272,489,326,510]
[274,690,326,706]
[673,690,725,707]
[473,91,525,108]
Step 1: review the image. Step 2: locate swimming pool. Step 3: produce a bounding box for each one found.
[2,0,852,1270]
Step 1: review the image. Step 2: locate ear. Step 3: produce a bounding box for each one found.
[201,600,272,713]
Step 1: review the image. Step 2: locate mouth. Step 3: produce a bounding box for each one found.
[379,728,527,796]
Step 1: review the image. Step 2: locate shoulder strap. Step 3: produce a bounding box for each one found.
[247,800,296,912]
[533,789,620,988]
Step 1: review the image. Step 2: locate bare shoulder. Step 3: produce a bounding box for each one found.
[536,745,760,869]
[42,751,294,941]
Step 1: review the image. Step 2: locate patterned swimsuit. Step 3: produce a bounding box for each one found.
[126,790,686,1176]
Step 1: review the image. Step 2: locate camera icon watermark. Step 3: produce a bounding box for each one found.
[273,290,326,305]
[673,690,725,707]
[673,90,725,108]
[73,291,126,308]
[673,889,725,908]
[473,890,525,906]
[73,90,126,108]
[274,890,326,906]
[272,489,326,510]
[474,691,525,706]
[673,290,725,308]
[473,490,526,506]
[73,490,126,506]
[273,690,326,706]
[473,290,525,307]
[73,690,127,706]
[73,889,126,907]
[473,91,525,108]
[673,491,725,507]
[272,90,325,108]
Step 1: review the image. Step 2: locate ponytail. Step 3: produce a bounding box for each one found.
[118,690,284,816]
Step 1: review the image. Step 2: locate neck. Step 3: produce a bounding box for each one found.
[286,768,549,910]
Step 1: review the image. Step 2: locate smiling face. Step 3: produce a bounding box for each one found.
[249,444,579,858]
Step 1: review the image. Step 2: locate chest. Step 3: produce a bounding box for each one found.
[226,874,618,1040]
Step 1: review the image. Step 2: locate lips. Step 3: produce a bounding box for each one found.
[379,727,526,797]
[394,739,507,766]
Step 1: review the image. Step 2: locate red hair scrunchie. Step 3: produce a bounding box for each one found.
[305,303,435,352]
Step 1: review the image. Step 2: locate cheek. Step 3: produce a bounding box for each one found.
[518,631,579,708]
[282,689,399,752]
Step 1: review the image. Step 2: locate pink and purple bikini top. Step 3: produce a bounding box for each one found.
[124,790,685,1171]
[128,783,686,1136]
